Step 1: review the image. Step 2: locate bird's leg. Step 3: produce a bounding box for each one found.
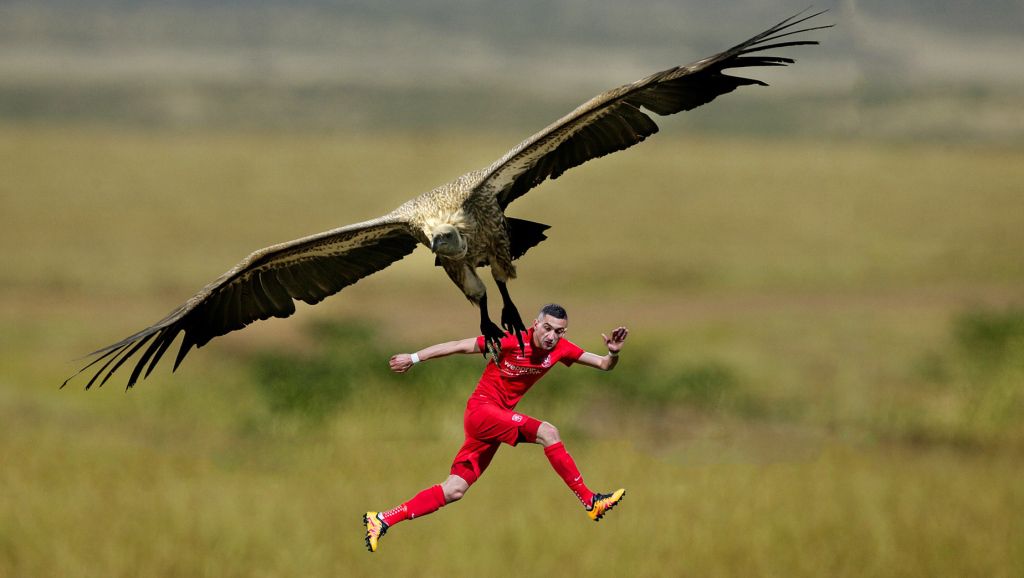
[478,295,505,363]
[496,281,526,353]
[443,262,503,362]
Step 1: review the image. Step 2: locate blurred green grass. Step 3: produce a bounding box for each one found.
[2,124,1024,576]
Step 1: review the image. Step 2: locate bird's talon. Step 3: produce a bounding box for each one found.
[480,319,506,364]
[500,308,527,353]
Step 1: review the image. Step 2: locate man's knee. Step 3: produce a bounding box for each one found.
[535,421,561,446]
[442,475,470,503]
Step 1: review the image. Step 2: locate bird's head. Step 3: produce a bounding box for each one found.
[430,224,467,258]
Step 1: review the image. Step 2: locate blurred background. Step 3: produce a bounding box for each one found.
[3,0,1023,138]
[2,1,1022,576]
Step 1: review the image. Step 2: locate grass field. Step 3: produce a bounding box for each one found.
[2,124,1023,576]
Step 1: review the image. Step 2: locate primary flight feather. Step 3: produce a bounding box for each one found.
[64,11,830,389]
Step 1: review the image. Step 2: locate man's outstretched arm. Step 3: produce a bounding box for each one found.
[576,326,629,371]
[389,337,480,373]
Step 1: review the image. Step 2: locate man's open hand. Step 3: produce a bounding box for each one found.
[602,326,628,353]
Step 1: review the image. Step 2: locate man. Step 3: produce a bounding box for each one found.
[363,303,628,552]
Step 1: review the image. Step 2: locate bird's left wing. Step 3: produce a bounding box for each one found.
[64,216,420,389]
[471,11,830,208]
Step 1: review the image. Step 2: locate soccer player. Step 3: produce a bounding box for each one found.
[363,303,628,552]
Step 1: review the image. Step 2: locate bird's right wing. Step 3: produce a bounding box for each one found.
[470,10,829,209]
[64,215,420,389]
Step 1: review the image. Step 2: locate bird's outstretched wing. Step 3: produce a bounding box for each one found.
[64,217,420,389]
[471,10,830,208]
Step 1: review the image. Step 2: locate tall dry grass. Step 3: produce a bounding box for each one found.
[2,125,1023,576]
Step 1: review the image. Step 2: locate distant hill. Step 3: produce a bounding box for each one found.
[1,0,1021,140]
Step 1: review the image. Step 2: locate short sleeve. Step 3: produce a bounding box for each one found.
[476,333,523,358]
[558,340,585,366]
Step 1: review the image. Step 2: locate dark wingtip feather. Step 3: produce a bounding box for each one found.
[144,329,179,379]
[98,333,155,388]
[739,8,831,54]
[83,344,131,390]
[776,7,831,32]
[126,331,167,390]
[173,332,196,373]
[739,42,818,56]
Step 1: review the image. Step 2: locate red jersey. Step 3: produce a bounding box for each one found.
[471,328,584,409]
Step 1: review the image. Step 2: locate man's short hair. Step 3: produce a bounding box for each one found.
[538,303,568,320]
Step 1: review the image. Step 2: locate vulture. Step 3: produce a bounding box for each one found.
[64,11,829,389]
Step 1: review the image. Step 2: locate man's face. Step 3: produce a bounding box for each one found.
[532,314,568,351]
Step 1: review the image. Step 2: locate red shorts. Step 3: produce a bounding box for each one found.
[449,400,542,486]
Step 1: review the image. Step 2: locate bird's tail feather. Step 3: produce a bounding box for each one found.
[507,218,551,260]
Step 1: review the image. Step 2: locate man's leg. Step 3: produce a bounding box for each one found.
[381,482,449,523]
[375,473,472,524]
[364,439,499,553]
[364,481,449,553]
[535,421,625,521]
[535,421,594,506]
[364,476,468,553]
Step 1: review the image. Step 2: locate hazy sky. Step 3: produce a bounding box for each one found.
[2,0,1022,91]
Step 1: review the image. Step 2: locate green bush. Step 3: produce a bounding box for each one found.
[954,308,1024,369]
[249,321,393,420]
[249,321,759,420]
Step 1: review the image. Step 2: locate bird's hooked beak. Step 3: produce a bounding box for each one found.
[430,224,467,258]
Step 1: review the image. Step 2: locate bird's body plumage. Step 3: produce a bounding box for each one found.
[64,11,829,389]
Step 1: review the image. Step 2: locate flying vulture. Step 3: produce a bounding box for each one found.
[64,11,829,389]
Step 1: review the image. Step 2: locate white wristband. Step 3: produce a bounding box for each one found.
[410,352,421,364]
[608,350,619,358]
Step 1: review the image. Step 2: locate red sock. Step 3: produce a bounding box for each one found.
[379,484,447,527]
[544,442,594,507]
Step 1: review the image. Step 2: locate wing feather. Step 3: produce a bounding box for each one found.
[473,10,830,208]
[143,328,176,379]
[63,217,419,389]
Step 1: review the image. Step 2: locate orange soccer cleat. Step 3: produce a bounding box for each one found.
[587,489,626,522]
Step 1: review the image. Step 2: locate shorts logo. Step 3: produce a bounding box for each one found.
[511,413,524,423]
